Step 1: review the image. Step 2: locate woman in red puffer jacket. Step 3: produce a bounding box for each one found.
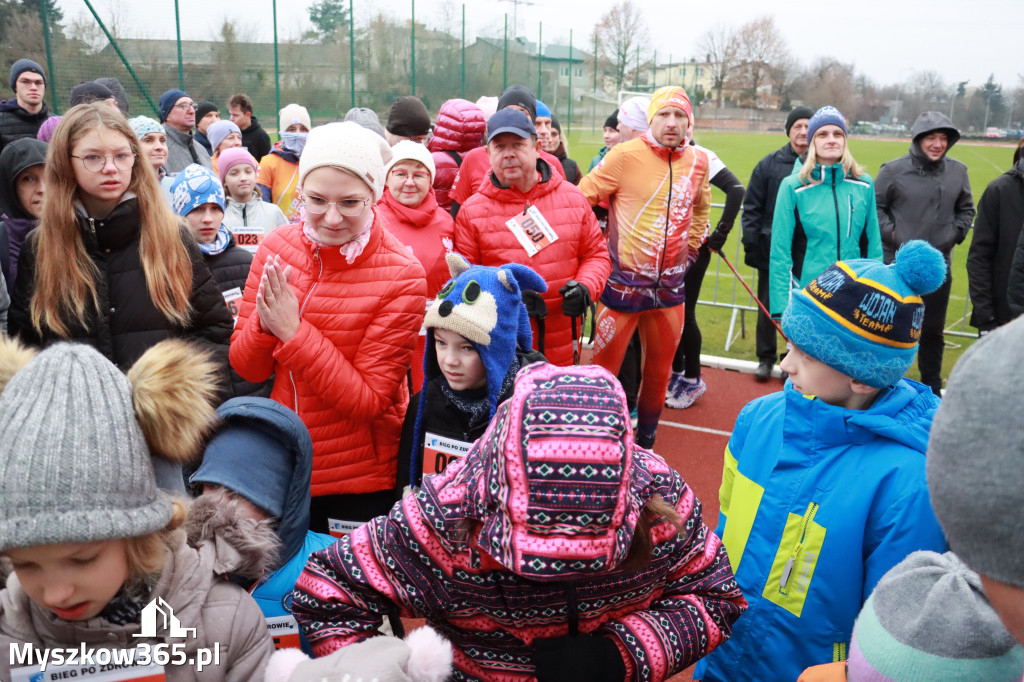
[428,98,485,212]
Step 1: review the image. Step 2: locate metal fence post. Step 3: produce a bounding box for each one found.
[38,0,58,115]
[349,0,355,108]
[536,23,542,99]
[567,30,572,132]
[81,0,159,116]
[503,14,508,90]
[174,0,184,90]
[272,0,281,118]
[410,0,416,94]
[461,4,466,99]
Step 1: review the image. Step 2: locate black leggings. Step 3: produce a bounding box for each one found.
[672,244,713,377]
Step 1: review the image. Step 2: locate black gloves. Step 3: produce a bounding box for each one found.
[533,634,628,682]
[706,224,730,252]
[521,289,548,320]
[559,280,592,318]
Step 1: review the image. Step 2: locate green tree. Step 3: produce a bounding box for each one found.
[307,0,349,44]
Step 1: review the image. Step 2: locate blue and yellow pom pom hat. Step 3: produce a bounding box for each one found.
[782,240,946,388]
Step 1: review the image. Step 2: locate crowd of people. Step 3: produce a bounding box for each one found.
[0,55,1023,682]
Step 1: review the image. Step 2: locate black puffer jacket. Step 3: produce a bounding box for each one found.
[967,157,1024,329]
[741,142,801,269]
[875,111,975,263]
[9,198,234,379]
[0,99,49,153]
[1006,223,1024,320]
[201,232,271,398]
[395,347,545,493]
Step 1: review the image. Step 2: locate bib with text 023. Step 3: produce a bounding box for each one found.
[506,204,558,257]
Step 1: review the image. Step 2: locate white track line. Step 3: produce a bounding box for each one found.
[659,420,732,437]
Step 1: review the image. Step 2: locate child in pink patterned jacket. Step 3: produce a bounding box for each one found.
[293,362,746,682]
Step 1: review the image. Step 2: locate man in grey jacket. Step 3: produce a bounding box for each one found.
[875,111,975,395]
[158,88,212,174]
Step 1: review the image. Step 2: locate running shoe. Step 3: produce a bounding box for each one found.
[665,376,707,409]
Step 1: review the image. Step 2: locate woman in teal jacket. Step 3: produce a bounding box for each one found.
[769,106,882,317]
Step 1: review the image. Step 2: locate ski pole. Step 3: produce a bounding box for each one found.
[713,250,788,341]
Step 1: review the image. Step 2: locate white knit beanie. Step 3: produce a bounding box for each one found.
[385,139,437,184]
[279,103,311,132]
[299,121,392,202]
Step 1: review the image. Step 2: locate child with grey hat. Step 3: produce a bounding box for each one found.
[927,316,1024,646]
[0,336,273,680]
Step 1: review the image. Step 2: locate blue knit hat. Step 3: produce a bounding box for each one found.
[411,254,546,484]
[128,115,164,140]
[782,240,946,388]
[535,99,551,119]
[9,59,45,90]
[170,163,225,217]
[807,105,848,142]
[207,119,241,153]
[848,551,1024,682]
[158,88,189,123]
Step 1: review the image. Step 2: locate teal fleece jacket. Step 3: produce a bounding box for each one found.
[769,163,883,316]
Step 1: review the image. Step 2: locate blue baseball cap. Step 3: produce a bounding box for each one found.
[486,108,536,143]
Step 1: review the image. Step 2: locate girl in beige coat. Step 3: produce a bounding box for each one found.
[0,337,273,681]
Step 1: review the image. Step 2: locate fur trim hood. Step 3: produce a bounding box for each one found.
[185,493,281,579]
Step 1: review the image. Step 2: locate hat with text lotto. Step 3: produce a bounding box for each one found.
[782,240,946,388]
[0,340,172,551]
[847,551,1024,682]
[486,108,536,142]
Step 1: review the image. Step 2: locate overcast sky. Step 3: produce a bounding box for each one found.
[58,0,1022,92]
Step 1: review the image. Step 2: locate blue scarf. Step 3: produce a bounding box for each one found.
[197,224,232,255]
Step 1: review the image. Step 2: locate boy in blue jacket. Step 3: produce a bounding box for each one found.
[694,240,949,682]
[187,397,336,654]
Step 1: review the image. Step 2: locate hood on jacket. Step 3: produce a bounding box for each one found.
[910,111,960,153]
[0,137,47,219]
[785,377,940,453]
[270,140,300,164]
[457,363,658,581]
[189,397,315,570]
[428,99,486,153]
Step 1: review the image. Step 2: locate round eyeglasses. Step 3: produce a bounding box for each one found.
[71,152,137,172]
[300,195,370,217]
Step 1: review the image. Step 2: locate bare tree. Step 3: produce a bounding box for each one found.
[698,23,739,108]
[592,0,648,93]
[801,57,856,117]
[732,15,788,108]
[768,52,801,110]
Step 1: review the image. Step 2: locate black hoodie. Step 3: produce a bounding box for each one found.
[971,156,1024,327]
[874,111,975,262]
[0,137,46,294]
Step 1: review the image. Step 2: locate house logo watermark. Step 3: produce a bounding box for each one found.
[10,598,220,678]
[133,597,196,639]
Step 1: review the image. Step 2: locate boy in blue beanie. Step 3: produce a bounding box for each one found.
[395,253,546,496]
[187,397,336,653]
[694,240,950,682]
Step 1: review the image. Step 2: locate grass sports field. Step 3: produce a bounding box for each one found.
[564,128,1017,385]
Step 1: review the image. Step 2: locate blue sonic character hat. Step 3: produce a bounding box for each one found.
[422,253,546,414]
[782,240,946,388]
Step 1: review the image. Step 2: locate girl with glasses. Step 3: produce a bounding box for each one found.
[8,104,234,420]
[230,121,427,533]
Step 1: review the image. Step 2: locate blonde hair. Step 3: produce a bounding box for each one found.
[125,498,187,582]
[798,133,867,185]
[30,103,194,337]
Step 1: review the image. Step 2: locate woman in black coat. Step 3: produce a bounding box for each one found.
[8,104,233,374]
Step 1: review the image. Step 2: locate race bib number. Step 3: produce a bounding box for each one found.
[266,615,302,650]
[328,518,364,538]
[222,286,243,325]
[232,226,264,254]
[505,205,558,257]
[423,432,473,477]
[11,659,166,681]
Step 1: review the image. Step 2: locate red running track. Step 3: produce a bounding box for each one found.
[402,364,785,681]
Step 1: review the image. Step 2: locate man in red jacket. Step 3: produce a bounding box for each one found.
[453,108,611,367]
[448,85,567,219]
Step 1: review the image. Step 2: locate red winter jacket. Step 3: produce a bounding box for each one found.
[376,189,455,390]
[449,145,567,209]
[428,99,486,212]
[230,218,427,498]
[454,160,611,366]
